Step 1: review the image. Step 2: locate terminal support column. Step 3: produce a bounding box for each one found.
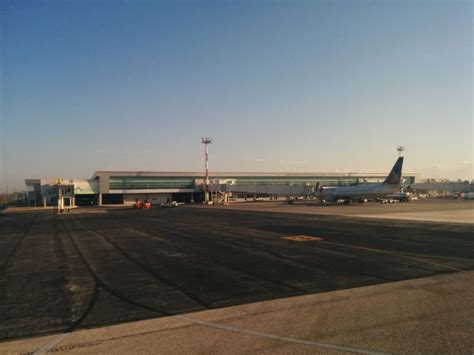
[98,193,102,206]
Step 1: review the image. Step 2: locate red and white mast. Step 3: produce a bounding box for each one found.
[201,137,212,202]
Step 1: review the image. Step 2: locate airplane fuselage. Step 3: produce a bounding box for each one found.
[319,183,400,202]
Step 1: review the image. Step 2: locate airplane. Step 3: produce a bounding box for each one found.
[317,157,404,204]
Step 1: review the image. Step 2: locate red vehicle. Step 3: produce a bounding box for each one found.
[133,199,142,209]
[134,199,151,209]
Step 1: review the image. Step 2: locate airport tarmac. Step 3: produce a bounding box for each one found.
[3,270,473,354]
[0,200,473,353]
[217,199,474,224]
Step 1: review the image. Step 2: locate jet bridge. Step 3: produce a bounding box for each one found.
[207,180,316,203]
[226,184,312,196]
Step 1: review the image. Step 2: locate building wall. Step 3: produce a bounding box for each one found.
[26,171,420,207]
[74,180,99,195]
[99,175,109,194]
[413,182,474,193]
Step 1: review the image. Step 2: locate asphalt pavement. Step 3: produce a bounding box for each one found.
[1,203,472,343]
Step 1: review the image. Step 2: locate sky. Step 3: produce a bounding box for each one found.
[0,0,472,192]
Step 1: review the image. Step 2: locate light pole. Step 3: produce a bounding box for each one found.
[201,137,212,202]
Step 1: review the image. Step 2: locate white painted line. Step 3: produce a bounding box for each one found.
[353,213,473,225]
[29,309,385,354]
[127,228,150,237]
[177,315,387,354]
[34,333,69,355]
[320,241,467,273]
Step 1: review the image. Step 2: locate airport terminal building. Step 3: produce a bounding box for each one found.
[25,170,418,207]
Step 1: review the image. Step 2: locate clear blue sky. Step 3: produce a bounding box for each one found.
[1,0,472,191]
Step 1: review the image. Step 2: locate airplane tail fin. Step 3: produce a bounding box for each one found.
[383,157,404,185]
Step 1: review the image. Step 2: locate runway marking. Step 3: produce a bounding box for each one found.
[126,228,150,237]
[33,333,69,355]
[319,241,468,273]
[393,251,474,262]
[71,210,108,214]
[32,315,386,354]
[281,235,324,242]
[176,314,387,354]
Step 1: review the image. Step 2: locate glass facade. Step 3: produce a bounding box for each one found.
[109,175,415,190]
[110,176,195,190]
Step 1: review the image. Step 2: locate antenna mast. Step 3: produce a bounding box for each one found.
[397,146,405,157]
